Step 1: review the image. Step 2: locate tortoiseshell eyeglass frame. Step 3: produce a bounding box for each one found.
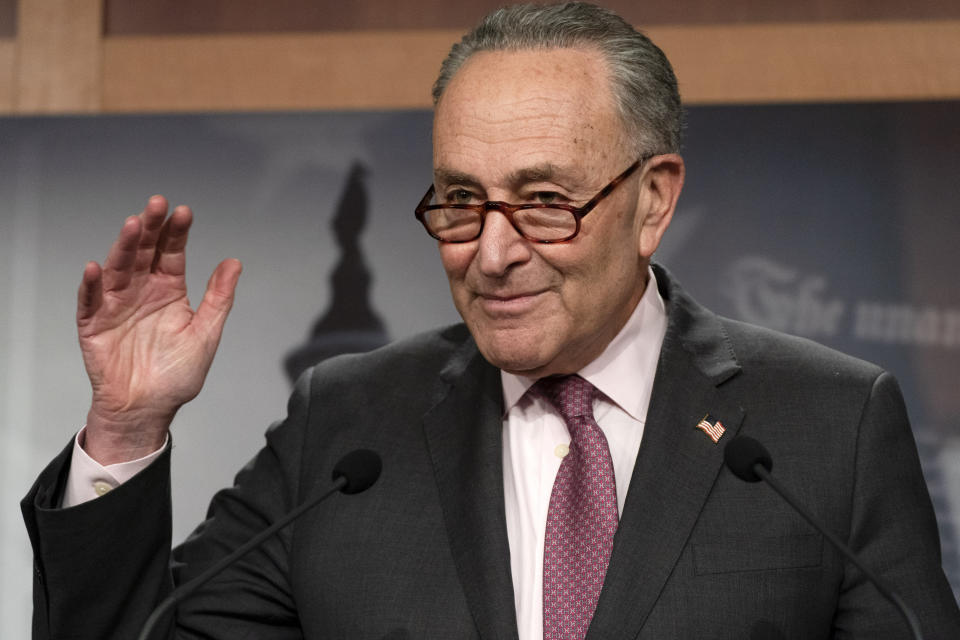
[414,154,653,244]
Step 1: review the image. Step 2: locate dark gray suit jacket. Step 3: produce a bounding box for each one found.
[22,266,960,639]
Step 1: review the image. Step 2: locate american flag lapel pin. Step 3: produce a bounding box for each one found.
[695,414,726,443]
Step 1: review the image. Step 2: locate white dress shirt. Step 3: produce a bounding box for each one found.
[501,267,667,640]
[63,429,167,506]
[63,270,667,640]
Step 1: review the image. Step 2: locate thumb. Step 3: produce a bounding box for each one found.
[194,258,242,341]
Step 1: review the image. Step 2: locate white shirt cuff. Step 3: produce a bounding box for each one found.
[62,427,169,508]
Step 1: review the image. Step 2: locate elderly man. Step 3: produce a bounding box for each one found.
[22,3,960,639]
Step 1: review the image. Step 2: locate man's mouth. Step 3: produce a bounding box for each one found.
[477,290,547,315]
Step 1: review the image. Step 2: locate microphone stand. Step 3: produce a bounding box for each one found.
[137,477,347,640]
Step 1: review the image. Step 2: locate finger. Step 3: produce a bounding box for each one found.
[152,205,194,276]
[194,258,243,342]
[132,195,170,274]
[101,216,143,293]
[76,261,104,324]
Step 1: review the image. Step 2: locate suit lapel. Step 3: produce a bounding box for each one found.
[588,266,746,639]
[422,337,520,640]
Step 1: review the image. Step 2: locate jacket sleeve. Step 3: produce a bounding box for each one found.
[20,371,315,640]
[21,438,175,639]
[834,371,960,638]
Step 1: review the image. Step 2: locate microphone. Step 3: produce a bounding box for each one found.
[137,449,382,640]
[723,436,924,640]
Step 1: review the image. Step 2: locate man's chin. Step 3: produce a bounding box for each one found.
[474,340,551,377]
[465,316,571,373]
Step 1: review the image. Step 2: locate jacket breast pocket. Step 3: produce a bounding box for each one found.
[692,534,823,575]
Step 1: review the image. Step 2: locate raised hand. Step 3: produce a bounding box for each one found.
[77,196,242,464]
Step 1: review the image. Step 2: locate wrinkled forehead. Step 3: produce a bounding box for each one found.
[431,47,630,181]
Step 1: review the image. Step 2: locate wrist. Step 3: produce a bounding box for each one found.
[83,406,173,465]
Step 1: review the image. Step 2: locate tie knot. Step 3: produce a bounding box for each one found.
[533,374,598,421]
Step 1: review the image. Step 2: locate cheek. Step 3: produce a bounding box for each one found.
[557,231,639,311]
[439,244,474,278]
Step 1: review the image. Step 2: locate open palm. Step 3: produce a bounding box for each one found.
[77,196,242,463]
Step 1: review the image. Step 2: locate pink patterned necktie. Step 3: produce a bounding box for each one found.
[534,375,619,640]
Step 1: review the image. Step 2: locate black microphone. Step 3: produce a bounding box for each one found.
[137,449,382,640]
[723,436,924,640]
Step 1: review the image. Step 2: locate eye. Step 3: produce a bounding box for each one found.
[444,189,477,205]
[531,191,565,205]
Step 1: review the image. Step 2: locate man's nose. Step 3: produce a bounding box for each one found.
[475,209,532,277]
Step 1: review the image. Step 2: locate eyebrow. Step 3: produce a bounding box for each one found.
[433,168,482,190]
[433,163,586,191]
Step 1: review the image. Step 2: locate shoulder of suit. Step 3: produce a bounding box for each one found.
[717,316,886,387]
[303,323,475,386]
[653,263,887,389]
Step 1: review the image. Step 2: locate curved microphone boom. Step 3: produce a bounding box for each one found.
[723,435,924,640]
[138,449,382,640]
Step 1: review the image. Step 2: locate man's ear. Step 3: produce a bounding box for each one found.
[635,153,685,259]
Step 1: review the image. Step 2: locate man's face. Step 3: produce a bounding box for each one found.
[432,47,676,378]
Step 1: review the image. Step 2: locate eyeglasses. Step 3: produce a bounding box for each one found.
[414,155,651,244]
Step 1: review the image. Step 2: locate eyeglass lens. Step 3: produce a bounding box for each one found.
[423,206,576,242]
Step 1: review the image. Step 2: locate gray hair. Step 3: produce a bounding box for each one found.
[432,2,684,155]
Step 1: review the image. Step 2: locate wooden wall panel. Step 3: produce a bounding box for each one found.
[99,21,960,113]
[0,38,14,111]
[15,0,102,112]
[658,21,960,104]
[103,0,960,35]
[2,1,959,115]
[101,30,457,111]
[0,0,15,37]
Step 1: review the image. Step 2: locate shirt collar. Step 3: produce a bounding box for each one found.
[500,266,668,421]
